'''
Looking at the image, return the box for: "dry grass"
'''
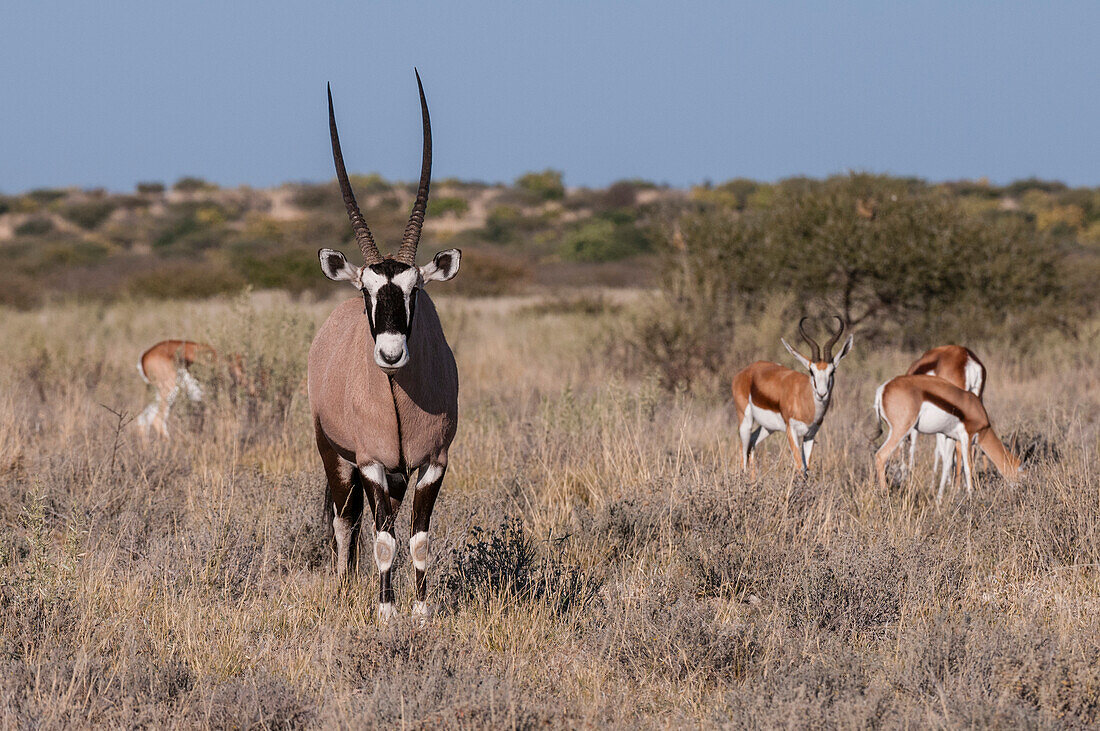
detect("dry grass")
[1,290,1098,728]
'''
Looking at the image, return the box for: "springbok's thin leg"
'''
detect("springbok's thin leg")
[737,408,754,472]
[786,427,806,475]
[936,437,954,503]
[956,427,974,495]
[875,422,910,491]
[907,431,918,476]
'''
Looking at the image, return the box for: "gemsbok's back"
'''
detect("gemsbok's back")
[308,72,461,622]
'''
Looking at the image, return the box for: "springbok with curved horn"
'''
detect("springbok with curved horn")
[902,345,986,490]
[732,317,854,476]
[309,72,461,621]
[873,374,1018,499]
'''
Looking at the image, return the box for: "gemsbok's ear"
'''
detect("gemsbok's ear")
[318,249,360,285]
[781,338,812,370]
[833,335,854,365]
[420,248,461,283]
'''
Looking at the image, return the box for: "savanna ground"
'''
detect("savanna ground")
[1,290,1099,728]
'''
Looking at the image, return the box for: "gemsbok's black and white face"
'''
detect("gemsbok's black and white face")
[318,247,461,373]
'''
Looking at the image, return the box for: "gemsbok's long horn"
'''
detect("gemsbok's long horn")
[823,316,845,361]
[328,83,383,266]
[798,317,821,362]
[396,69,432,266]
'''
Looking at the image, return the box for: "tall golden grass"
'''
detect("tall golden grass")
[1,291,1098,727]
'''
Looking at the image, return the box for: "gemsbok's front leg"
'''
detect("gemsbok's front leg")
[361,462,397,621]
[409,459,447,620]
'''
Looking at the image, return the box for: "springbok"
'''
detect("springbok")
[308,74,461,621]
[136,340,250,440]
[873,374,1019,499]
[732,317,854,476]
[903,345,986,489]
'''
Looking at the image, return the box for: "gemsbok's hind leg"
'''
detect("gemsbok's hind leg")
[360,462,397,621]
[317,428,363,586]
[409,458,447,620]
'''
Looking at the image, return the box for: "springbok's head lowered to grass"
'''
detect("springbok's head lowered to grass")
[781,316,853,400]
[318,72,461,374]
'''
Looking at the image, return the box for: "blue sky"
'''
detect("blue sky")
[1,1,1096,192]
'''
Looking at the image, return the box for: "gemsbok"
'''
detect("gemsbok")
[136,339,252,440]
[902,345,986,491]
[873,374,1019,500]
[309,73,460,621]
[732,317,854,476]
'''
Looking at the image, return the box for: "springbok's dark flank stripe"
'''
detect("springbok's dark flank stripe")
[748,383,782,413]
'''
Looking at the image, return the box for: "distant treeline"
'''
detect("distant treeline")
[1,172,1097,319]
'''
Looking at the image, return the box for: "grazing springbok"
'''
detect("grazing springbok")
[903,345,986,489]
[873,374,1019,500]
[136,340,250,440]
[732,317,854,476]
[309,74,460,621]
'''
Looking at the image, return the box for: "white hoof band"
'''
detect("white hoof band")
[378,602,397,623]
[409,531,430,572]
[374,531,396,572]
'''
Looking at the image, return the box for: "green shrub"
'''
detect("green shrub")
[128,263,245,299]
[516,169,565,202]
[1005,177,1067,197]
[597,181,640,210]
[560,215,651,262]
[291,183,334,209]
[135,181,165,194]
[40,241,110,269]
[60,200,117,230]
[173,176,216,192]
[428,196,469,216]
[152,203,231,251]
[484,205,522,244]
[26,189,67,205]
[347,173,391,195]
[15,218,54,237]
[231,250,321,293]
